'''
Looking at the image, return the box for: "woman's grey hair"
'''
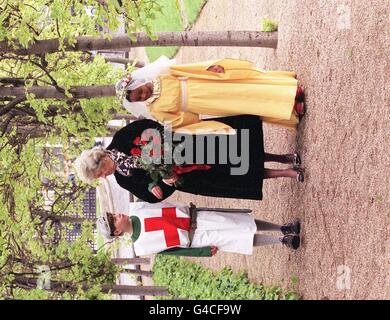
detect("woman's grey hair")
[74,148,107,183]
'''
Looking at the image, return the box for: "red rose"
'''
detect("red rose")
[149,148,159,157]
[133,137,141,145]
[130,147,142,156]
[141,129,162,145]
[149,147,165,157]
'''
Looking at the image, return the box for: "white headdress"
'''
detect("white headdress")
[115,55,176,120]
[97,213,114,240]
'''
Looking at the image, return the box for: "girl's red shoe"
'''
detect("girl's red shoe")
[295,85,305,102]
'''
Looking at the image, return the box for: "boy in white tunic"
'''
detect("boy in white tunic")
[97,202,301,257]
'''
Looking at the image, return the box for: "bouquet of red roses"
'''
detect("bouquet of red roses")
[130,129,211,188]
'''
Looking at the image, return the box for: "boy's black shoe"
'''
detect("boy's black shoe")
[281,221,301,235]
[281,235,300,250]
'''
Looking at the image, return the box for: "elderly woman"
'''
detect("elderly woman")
[116,56,305,134]
[75,116,304,203]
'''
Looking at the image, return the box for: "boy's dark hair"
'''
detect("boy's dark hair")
[125,89,133,102]
[106,212,125,237]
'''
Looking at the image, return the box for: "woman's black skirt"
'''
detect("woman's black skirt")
[176,115,264,200]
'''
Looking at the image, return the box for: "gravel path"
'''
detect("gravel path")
[168,0,390,299]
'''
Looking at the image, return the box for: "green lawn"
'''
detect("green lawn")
[184,0,206,25]
[153,255,300,300]
[146,0,207,62]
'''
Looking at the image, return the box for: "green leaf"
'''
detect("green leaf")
[260,17,278,32]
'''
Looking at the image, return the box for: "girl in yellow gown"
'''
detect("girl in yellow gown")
[116,56,305,134]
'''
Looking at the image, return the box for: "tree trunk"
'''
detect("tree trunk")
[81,54,145,68]
[9,124,56,140]
[0,77,26,86]
[12,276,168,296]
[2,120,120,141]
[101,284,168,296]
[122,269,153,278]
[12,276,75,293]
[0,31,278,55]
[0,96,82,118]
[103,57,145,68]
[111,258,150,265]
[112,113,137,121]
[0,85,116,99]
[33,209,96,224]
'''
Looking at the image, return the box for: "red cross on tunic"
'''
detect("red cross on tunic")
[144,207,191,247]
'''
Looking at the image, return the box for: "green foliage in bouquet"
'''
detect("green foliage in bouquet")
[131,130,183,188]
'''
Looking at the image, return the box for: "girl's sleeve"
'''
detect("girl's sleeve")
[169,58,258,80]
[159,246,213,257]
[151,110,235,135]
[116,171,176,203]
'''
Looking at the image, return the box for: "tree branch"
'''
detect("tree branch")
[0,95,26,117]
